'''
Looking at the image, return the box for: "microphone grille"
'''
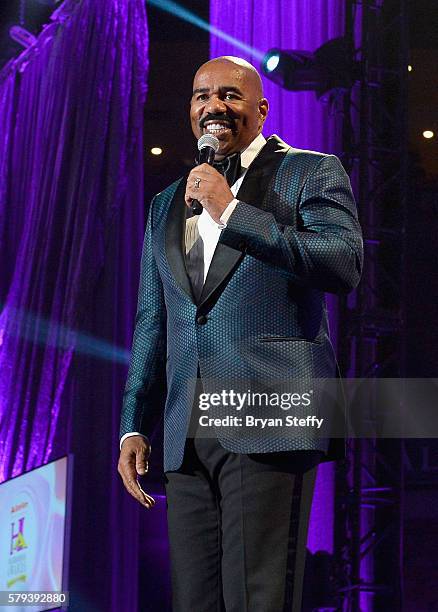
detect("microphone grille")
[197,134,220,152]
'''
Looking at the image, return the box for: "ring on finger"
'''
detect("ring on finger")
[194,177,201,189]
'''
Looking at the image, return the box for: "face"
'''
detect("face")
[190,60,268,159]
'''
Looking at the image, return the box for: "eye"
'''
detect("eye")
[225,93,238,100]
[196,93,208,101]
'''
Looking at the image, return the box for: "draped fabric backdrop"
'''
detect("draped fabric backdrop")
[0,1,148,609]
[210,0,346,556]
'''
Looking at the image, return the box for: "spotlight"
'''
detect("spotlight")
[9,25,37,49]
[262,38,356,99]
[407,65,413,72]
[151,147,163,156]
[422,131,434,139]
[265,53,280,73]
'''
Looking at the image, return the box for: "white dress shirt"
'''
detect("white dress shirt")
[197,132,266,281]
[120,132,267,449]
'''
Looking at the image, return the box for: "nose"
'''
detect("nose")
[204,94,227,115]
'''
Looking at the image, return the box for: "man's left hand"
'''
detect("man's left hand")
[185,163,234,223]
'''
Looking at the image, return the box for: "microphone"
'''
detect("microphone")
[191,134,220,215]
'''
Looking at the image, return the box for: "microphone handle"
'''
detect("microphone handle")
[190,199,203,215]
[191,146,216,215]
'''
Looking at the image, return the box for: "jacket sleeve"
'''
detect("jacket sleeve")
[119,196,167,443]
[219,154,363,294]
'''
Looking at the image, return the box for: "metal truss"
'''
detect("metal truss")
[334,1,409,610]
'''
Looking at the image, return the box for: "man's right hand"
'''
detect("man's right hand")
[117,435,155,509]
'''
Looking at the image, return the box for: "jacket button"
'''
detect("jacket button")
[196,315,208,325]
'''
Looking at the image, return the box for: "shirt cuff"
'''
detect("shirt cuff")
[120,431,147,450]
[218,199,239,228]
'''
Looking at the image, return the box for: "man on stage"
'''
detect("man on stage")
[118,56,363,611]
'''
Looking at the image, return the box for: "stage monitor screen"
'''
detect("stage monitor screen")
[0,455,72,611]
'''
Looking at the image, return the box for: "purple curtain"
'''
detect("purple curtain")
[0,1,148,609]
[210,0,346,555]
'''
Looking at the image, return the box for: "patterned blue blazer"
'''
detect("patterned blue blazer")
[120,135,363,472]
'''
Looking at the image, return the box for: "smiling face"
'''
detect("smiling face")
[190,58,269,160]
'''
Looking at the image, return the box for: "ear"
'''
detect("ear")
[258,97,269,125]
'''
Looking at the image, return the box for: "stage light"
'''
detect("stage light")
[261,38,356,99]
[407,65,413,72]
[151,147,163,156]
[422,130,434,139]
[264,52,280,73]
[9,25,37,49]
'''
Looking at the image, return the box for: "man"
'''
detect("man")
[118,56,363,611]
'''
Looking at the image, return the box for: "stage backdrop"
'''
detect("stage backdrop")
[210,0,346,556]
[0,1,148,610]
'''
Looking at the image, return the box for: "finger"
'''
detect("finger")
[188,164,209,176]
[192,163,221,176]
[185,176,199,201]
[188,171,217,183]
[137,481,155,506]
[187,168,203,182]
[129,477,155,509]
[194,164,224,179]
[185,183,206,206]
[118,462,152,508]
[184,190,194,206]
[186,175,207,190]
[185,192,204,209]
[122,471,151,507]
[135,447,149,476]
[186,185,201,199]
[187,166,218,181]
[124,472,154,508]
[186,176,213,194]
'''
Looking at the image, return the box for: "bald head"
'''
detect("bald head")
[195,56,264,98]
[190,56,269,159]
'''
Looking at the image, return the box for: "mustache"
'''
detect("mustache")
[199,113,236,130]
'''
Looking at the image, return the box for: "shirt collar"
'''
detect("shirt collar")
[198,133,266,230]
[240,133,267,171]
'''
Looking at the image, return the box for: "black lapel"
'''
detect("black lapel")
[197,135,290,310]
[165,175,195,302]
[235,134,290,210]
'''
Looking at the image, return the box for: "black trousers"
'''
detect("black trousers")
[164,397,323,612]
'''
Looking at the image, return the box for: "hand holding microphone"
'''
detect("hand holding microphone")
[189,134,220,215]
[185,134,236,223]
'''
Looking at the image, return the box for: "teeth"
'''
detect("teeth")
[205,123,231,132]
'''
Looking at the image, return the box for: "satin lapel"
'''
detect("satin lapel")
[165,176,195,302]
[235,134,290,210]
[198,135,290,310]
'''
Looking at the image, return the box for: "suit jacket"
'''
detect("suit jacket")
[119,135,363,472]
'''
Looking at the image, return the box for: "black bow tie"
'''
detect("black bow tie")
[213,152,242,187]
[195,152,242,187]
